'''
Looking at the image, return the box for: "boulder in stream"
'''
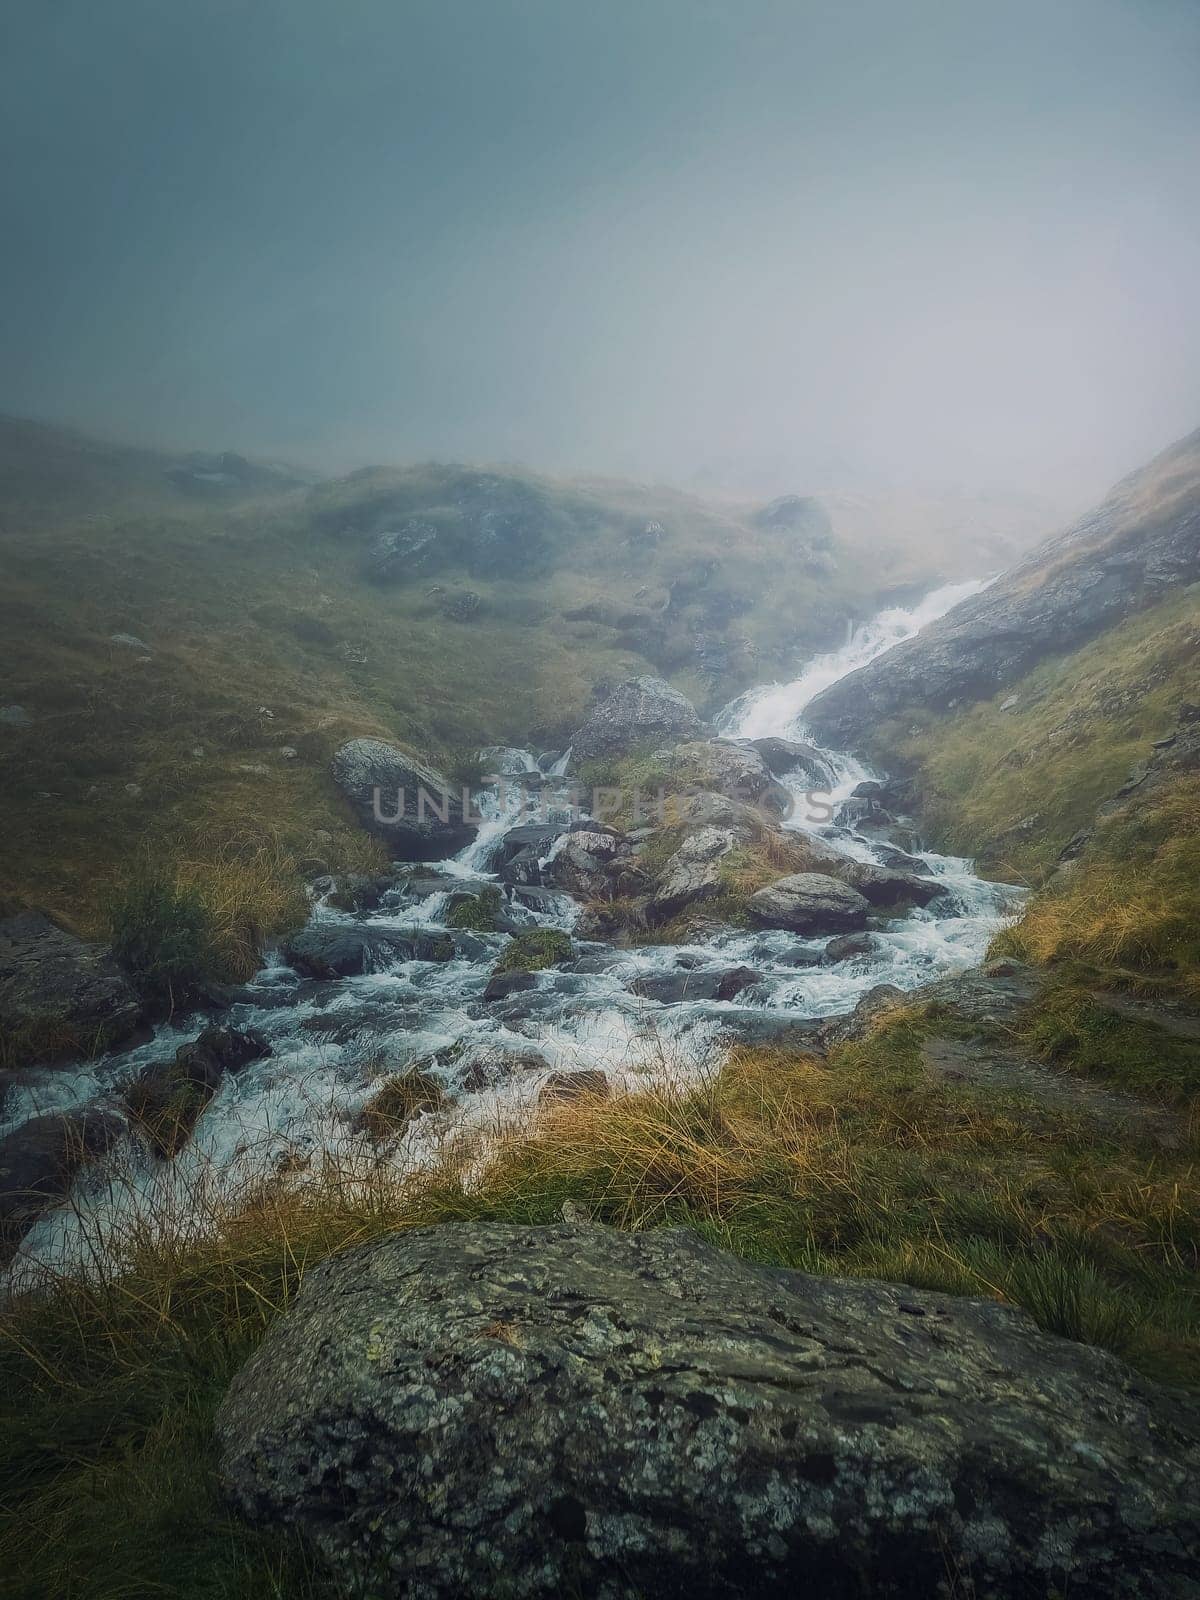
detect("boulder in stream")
[569,675,703,761]
[331,739,474,859]
[1,1106,125,1262]
[747,873,870,934]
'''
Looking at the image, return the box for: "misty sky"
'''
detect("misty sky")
[2,0,1199,503]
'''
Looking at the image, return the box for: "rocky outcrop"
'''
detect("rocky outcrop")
[807,427,1200,748]
[569,675,703,761]
[330,739,474,859]
[217,1221,1200,1600]
[0,911,143,1062]
[667,740,790,814]
[548,830,643,900]
[747,873,870,934]
[647,826,734,922]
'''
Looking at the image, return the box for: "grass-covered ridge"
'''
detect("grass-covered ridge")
[4,1014,1198,1596]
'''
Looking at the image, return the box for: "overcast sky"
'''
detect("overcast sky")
[2,0,1198,502]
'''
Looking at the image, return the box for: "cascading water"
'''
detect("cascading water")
[3,581,1023,1285]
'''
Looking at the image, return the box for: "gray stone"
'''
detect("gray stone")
[217,1221,1200,1599]
[841,862,945,909]
[0,704,32,728]
[748,873,870,934]
[0,911,143,1060]
[331,739,474,859]
[281,926,419,979]
[628,964,761,1005]
[823,932,877,963]
[647,826,734,921]
[109,632,152,652]
[1,1107,125,1261]
[749,735,836,786]
[569,675,703,760]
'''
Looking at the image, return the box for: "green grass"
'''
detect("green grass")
[0,419,975,949]
[1022,978,1200,1100]
[445,885,503,930]
[493,928,573,974]
[874,584,1200,882]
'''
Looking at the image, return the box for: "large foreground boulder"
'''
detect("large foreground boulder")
[0,911,143,1062]
[331,740,475,859]
[748,872,870,933]
[569,675,703,761]
[217,1222,1200,1599]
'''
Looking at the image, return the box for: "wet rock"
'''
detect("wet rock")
[549,830,639,899]
[280,927,418,979]
[814,984,907,1047]
[482,970,538,1004]
[494,823,568,885]
[0,911,144,1061]
[322,872,396,913]
[748,873,870,934]
[220,1221,1200,1599]
[538,1071,611,1105]
[667,740,790,814]
[458,1047,548,1093]
[870,842,931,874]
[823,932,877,963]
[331,739,474,859]
[840,862,944,909]
[569,675,703,761]
[749,736,835,786]
[628,964,761,1005]
[647,826,734,922]
[1,1107,125,1261]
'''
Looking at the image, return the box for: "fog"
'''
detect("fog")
[3,0,1199,505]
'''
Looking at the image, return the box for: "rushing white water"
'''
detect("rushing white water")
[3,581,1022,1286]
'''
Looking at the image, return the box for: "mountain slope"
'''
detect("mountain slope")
[805,427,1200,749]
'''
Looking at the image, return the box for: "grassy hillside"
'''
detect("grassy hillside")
[875,584,1200,881]
[0,416,1030,942]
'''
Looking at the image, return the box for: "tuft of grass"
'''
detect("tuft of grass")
[108,876,226,1008]
[493,928,573,975]
[992,775,1200,994]
[446,885,502,931]
[355,1070,447,1141]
